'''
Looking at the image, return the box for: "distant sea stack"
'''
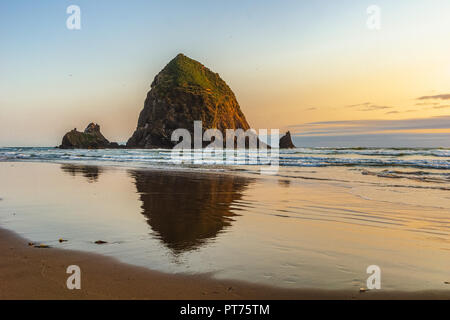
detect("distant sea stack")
[279,131,296,148]
[127,53,252,148]
[60,123,119,149]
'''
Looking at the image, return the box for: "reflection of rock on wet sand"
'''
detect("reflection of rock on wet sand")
[278,179,291,187]
[61,164,103,183]
[130,170,252,253]
[59,164,253,254]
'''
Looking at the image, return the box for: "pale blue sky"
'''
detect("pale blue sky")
[1,0,449,146]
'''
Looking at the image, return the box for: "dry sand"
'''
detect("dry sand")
[1,227,449,300]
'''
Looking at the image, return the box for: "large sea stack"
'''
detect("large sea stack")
[127,54,252,148]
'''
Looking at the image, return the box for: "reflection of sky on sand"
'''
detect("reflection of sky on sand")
[0,162,448,291]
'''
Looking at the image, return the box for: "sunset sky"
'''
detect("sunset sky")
[1,0,449,146]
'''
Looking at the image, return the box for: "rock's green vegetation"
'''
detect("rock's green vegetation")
[156,53,232,98]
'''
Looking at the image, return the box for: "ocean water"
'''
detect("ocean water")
[0,147,450,171]
[1,146,449,178]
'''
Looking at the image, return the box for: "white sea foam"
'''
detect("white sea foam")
[0,147,449,173]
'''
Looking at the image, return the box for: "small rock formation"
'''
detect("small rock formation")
[127,53,255,148]
[279,131,296,148]
[60,123,119,149]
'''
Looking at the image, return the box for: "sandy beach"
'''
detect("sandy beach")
[1,226,449,300]
[0,161,449,299]
[0,226,303,300]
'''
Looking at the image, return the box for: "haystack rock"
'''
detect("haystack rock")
[127,53,258,149]
[279,131,296,148]
[60,123,119,149]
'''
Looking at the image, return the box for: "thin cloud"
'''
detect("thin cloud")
[433,105,450,109]
[417,94,450,100]
[386,109,416,114]
[359,105,393,111]
[287,116,450,137]
[345,102,394,112]
[416,102,439,106]
[345,102,371,108]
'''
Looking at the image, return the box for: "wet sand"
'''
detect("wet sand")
[1,227,449,300]
[0,162,449,299]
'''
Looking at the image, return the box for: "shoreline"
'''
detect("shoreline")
[1,227,449,300]
[0,159,255,179]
